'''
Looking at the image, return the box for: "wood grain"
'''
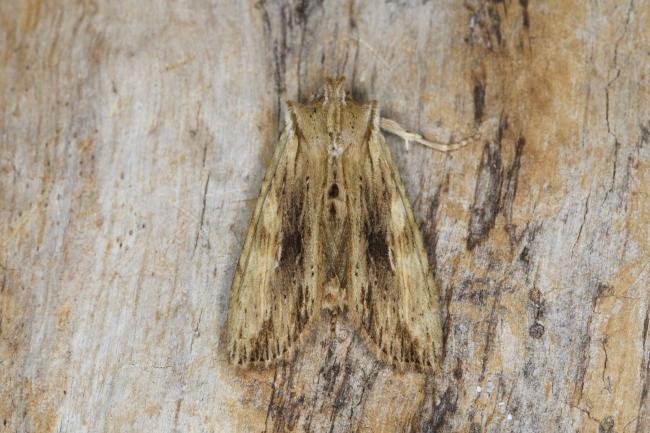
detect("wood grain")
[1,1,648,432]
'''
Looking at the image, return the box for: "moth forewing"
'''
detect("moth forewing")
[226,124,321,366]
[345,123,443,369]
[226,77,444,369]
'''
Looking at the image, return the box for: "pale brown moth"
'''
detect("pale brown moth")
[226,77,481,369]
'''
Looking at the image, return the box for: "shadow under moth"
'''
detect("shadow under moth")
[226,77,482,369]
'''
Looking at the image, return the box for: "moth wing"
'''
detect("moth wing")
[226,124,321,365]
[346,115,443,368]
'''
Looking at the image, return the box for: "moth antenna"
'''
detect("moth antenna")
[379,117,498,153]
[369,101,380,131]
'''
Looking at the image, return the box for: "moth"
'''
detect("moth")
[226,77,475,369]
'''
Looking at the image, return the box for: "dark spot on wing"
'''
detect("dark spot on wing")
[328,183,339,197]
[279,230,303,266]
[279,191,304,267]
[364,219,389,265]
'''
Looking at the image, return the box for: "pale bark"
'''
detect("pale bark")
[1,1,648,433]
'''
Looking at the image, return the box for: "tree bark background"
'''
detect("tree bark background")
[1,1,649,432]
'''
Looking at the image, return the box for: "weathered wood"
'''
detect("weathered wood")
[1,1,648,432]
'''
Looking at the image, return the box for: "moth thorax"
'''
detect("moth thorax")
[322,277,345,312]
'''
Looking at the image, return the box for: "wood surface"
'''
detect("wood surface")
[1,1,648,432]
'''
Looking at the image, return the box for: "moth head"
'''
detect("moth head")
[323,77,346,103]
